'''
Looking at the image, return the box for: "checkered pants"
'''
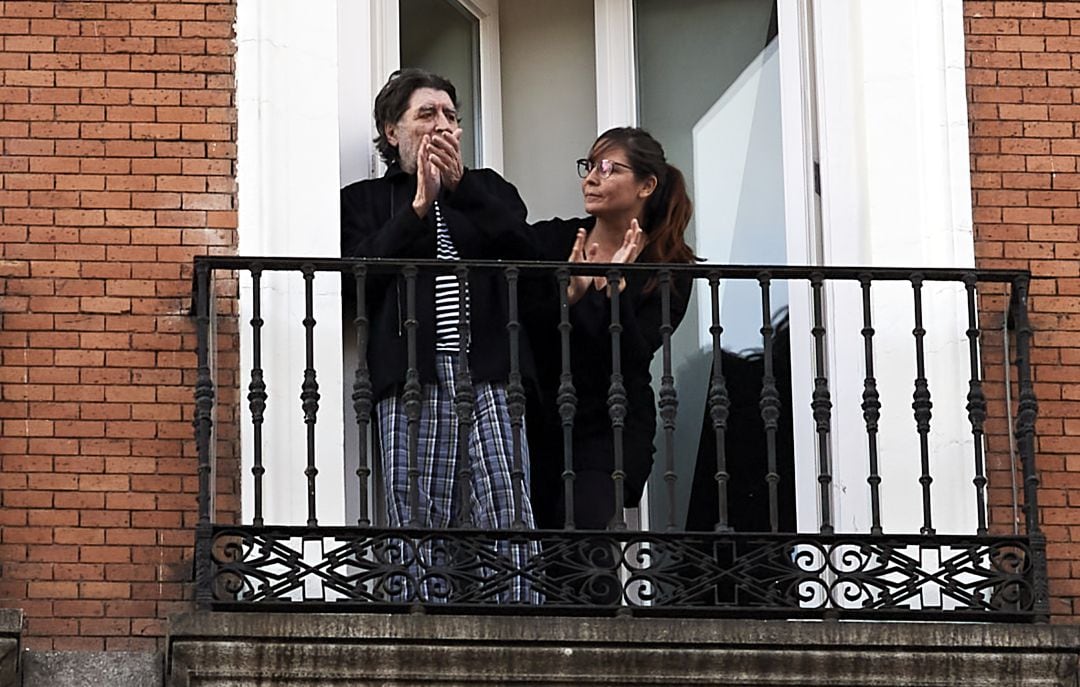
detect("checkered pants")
[376,353,541,604]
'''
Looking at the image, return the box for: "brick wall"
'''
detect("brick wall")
[0,0,237,650]
[966,0,1080,620]
[0,0,1078,652]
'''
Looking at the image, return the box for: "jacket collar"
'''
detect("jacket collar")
[384,160,411,180]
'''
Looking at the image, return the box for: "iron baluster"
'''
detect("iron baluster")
[607,268,628,530]
[193,260,214,609]
[403,265,422,528]
[194,261,215,525]
[556,268,578,529]
[910,274,934,536]
[185,256,1042,621]
[963,274,988,537]
[859,275,883,535]
[453,266,476,527]
[1011,277,1047,620]
[1011,278,1040,535]
[352,264,373,527]
[810,273,834,535]
[248,266,267,527]
[300,265,321,527]
[707,273,731,533]
[658,270,679,532]
[505,266,527,529]
[758,273,781,533]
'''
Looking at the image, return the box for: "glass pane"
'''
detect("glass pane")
[500,0,597,221]
[635,0,792,532]
[400,0,480,168]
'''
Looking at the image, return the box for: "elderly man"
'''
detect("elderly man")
[341,68,539,603]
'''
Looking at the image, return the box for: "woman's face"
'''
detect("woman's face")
[580,144,656,220]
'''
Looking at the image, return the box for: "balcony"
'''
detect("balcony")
[187,255,1045,623]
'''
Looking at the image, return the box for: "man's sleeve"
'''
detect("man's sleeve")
[441,169,537,259]
[340,182,432,258]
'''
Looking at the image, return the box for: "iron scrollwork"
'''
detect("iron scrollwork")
[205,526,1036,620]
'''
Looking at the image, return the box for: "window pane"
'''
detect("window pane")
[636,0,790,531]
[401,0,480,168]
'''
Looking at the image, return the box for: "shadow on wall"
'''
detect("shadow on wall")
[684,312,795,533]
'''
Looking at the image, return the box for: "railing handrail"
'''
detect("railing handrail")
[189,254,1045,620]
[192,254,1029,284]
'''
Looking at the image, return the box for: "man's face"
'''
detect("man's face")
[385,87,458,174]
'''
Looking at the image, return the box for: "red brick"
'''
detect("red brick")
[994,2,1044,17]
[79,582,131,600]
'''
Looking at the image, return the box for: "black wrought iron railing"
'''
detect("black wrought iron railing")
[191,256,1045,621]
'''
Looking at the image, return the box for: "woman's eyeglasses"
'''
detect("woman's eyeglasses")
[576,158,633,179]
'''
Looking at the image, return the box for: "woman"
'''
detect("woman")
[527,127,697,530]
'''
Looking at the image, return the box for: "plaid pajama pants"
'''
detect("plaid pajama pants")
[376,353,541,604]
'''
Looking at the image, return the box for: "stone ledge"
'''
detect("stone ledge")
[0,610,22,687]
[167,612,1080,686]
[21,652,162,687]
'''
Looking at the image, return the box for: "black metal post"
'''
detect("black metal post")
[505,267,527,530]
[910,274,935,536]
[707,273,731,533]
[248,267,267,527]
[758,273,781,533]
[1011,277,1047,620]
[963,274,989,537]
[193,260,215,608]
[658,271,679,532]
[403,265,422,527]
[859,275,883,535]
[556,268,578,529]
[453,266,476,527]
[607,268,628,530]
[810,274,834,535]
[300,266,321,527]
[352,264,373,527]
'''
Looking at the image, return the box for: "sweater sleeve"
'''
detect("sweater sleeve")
[621,271,693,363]
[340,182,432,258]
[569,270,693,366]
[440,169,539,259]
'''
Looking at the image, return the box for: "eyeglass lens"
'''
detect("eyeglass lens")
[577,159,616,179]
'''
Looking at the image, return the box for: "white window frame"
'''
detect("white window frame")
[238,0,977,533]
[597,0,978,535]
[236,0,348,526]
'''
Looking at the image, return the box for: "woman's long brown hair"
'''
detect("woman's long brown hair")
[590,127,699,277]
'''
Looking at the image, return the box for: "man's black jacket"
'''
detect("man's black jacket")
[340,164,539,402]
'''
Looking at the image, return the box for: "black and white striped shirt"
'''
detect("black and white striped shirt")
[433,201,468,352]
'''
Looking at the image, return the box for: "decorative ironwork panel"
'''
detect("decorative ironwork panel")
[191,256,1043,622]
[205,526,1037,621]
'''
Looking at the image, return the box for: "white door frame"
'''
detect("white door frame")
[236,0,347,526]
[594,0,636,132]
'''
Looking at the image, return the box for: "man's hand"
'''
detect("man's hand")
[428,128,464,192]
[412,135,441,218]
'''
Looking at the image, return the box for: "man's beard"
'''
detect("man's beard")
[395,135,419,174]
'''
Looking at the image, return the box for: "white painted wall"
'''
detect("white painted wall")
[784,0,977,535]
[236,0,346,526]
